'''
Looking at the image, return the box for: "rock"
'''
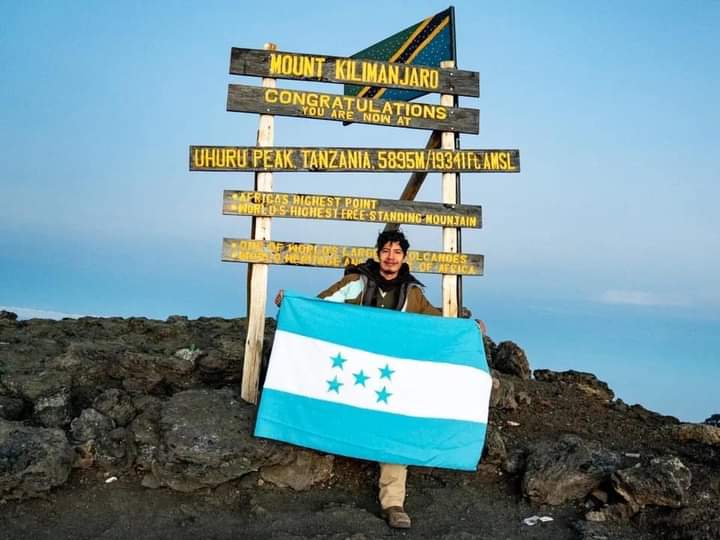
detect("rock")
[70,408,115,443]
[111,352,200,394]
[704,413,720,427]
[503,448,526,475]
[51,341,125,405]
[141,473,161,489]
[522,435,621,505]
[260,450,334,491]
[33,391,71,427]
[491,341,530,379]
[0,310,18,321]
[0,396,25,421]
[1,367,71,403]
[152,388,287,492]
[0,419,73,500]
[671,423,720,446]
[585,503,635,523]
[482,428,507,465]
[490,374,518,410]
[612,456,692,510]
[533,369,614,401]
[516,391,532,406]
[174,347,204,368]
[482,335,497,365]
[128,397,162,470]
[95,427,136,470]
[93,389,137,426]
[197,351,236,385]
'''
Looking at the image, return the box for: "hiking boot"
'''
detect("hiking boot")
[381,506,411,529]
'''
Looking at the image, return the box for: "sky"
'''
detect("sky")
[1,1,718,422]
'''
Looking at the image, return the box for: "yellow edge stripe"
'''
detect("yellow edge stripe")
[356,14,434,99]
[373,16,450,101]
[387,14,434,63]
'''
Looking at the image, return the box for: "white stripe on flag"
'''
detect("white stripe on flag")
[265,329,492,424]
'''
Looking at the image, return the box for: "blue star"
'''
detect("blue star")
[353,370,370,387]
[326,376,343,394]
[330,352,347,370]
[376,386,392,404]
[379,363,395,380]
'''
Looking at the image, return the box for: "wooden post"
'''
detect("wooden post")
[440,60,459,318]
[242,42,277,404]
[383,131,441,233]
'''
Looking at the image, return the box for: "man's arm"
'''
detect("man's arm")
[410,288,442,316]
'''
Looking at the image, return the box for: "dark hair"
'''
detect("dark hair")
[376,230,410,255]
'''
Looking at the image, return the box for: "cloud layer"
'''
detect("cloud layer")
[597,290,690,307]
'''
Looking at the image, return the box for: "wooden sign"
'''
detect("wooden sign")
[223,190,482,228]
[190,146,519,173]
[229,48,480,97]
[227,84,479,134]
[222,239,484,276]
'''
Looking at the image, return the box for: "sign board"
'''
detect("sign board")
[227,84,479,133]
[222,239,484,276]
[229,48,479,97]
[223,190,482,228]
[190,146,519,173]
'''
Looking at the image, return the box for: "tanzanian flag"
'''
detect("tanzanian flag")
[254,291,491,470]
[344,7,456,103]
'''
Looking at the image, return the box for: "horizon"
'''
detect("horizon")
[2,1,718,423]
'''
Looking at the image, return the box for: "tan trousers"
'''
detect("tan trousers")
[378,463,407,509]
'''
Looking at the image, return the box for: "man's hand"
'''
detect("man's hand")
[274,289,284,307]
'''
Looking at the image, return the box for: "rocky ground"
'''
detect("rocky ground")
[1,309,719,540]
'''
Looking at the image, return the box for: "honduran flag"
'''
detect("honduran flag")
[255,291,492,471]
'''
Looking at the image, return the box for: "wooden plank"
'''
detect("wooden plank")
[440,60,459,318]
[190,146,519,173]
[229,47,480,97]
[384,131,441,233]
[242,42,276,405]
[223,190,482,228]
[227,84,479,134]
[222,239,484,276]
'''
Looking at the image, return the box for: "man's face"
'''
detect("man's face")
[378,241,407,279]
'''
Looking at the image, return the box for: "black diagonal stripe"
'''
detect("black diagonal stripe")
[363,9,451,99]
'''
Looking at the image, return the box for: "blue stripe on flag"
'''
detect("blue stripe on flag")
[279,291,487,372]
[255,388,486,470]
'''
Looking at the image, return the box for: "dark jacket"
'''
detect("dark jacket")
[317,259,441,316]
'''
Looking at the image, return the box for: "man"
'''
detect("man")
[275,230,454,529]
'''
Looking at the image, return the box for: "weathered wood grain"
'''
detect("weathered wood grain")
[223,190,482,228]
[226,84,479,134]
[242,42,276,405]
[222,239,484,276]
[440,60,459,317]
[189,146,519,172]
[229,47,480,97]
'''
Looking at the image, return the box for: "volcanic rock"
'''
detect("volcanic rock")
[491,341,531,379]
[671,423,720,446]
[611,456,692,510]
[0,419,73,500]
[490,373,518,410]
[93,388,137,427]
[260,450,334,491]
[533,369,614,401]
[0,396,26,421]
[151,388,288,491]
[522,434,621,505]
